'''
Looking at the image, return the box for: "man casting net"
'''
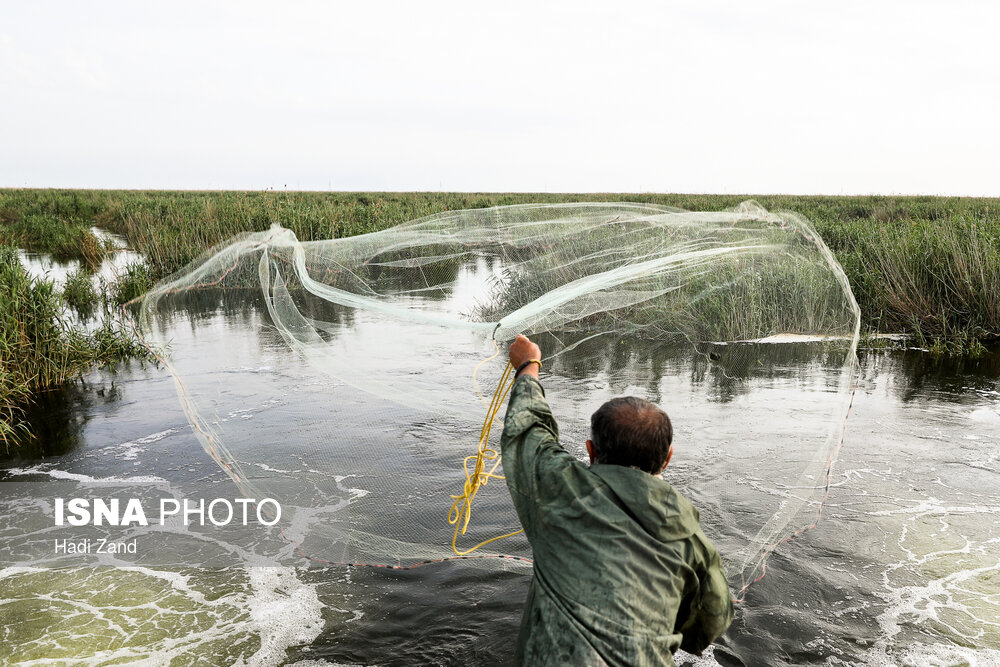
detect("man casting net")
[135,201,860,595]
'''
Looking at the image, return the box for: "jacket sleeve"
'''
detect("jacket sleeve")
[499,374,578,538]
[677,539,735,655]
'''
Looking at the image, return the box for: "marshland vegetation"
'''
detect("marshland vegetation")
[0,246,150,445]
[1,188,997,443]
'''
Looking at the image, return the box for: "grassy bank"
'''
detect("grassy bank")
[2,189,999,346]
[0,190,111,270]
[0,245,151,447]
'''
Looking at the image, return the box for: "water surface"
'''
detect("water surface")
[1,252,998,666]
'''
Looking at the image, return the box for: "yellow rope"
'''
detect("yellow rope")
[448,356,524,555]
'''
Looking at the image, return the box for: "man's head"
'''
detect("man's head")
[587,397,673,474]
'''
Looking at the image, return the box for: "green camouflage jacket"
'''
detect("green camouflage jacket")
[500,375,733,666]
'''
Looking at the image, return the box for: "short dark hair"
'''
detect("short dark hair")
[590,397,673,474]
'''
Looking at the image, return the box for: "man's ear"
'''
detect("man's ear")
[586,439,596,464]
[661,445,674,472]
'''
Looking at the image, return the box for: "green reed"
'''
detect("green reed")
[2,189,999,350]
[63,268,99,316]
[0,246,152,448]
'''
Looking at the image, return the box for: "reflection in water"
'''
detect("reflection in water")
[1,282,998,664]
[132,275,857,593]
[5,382,105,461]
[866,345,1000,402]
[17,227,143,289]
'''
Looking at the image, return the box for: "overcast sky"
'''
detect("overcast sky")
[1,1,997,195]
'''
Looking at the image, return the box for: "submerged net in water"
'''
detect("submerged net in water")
[136,201,860,594]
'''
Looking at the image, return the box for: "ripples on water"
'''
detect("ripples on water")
[2,249,999,665]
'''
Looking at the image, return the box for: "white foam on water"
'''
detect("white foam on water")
[859,493,1000,667]
[0,563,327,666]
[868,498,1000,518]
[856,643,1000,667]
[332,475,370,502]
[895,644,1000,667]
[4,463,169,485]
[968,406,1000,423]
[251,461,303,474]
[234,565,326,667]
[0,565,46,579]
[676,646,721,666]
[96,429,177,461]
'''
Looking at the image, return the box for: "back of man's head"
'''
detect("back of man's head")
[590,397,673,474]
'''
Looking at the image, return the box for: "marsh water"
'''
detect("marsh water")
[2,248,999,666]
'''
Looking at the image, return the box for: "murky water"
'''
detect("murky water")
[2,247,998,666]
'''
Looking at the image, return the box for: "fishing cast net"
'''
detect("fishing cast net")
[136,201,860,594]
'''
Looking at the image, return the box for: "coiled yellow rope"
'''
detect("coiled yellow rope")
[447,354,524,555]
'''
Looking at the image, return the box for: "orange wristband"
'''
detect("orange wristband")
[516,359,542,376]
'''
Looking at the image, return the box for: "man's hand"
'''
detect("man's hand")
[509,334,542,379]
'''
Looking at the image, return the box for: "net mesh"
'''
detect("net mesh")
[135,201,860,592]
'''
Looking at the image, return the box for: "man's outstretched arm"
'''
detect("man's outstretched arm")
[499,335,577,535]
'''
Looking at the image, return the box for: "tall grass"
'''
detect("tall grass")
[2,189,999,345]
[0,246,152,448]
[63,268,99,315]
[860,217,1000,340]
[0,190,108,269]
[107,262,153,306]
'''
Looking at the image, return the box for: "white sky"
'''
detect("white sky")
[1,1,998,195]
